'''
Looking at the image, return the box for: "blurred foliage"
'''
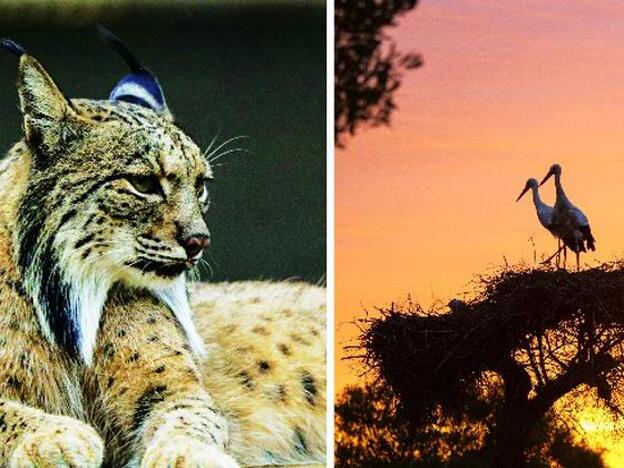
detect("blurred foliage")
[0,7,325,283]
[335,381,605,467]
[335,0,422,147]
[0,1,324,28]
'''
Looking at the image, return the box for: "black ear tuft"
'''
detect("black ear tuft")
[98,26,168,113]
[0,38,27,58]
[97,26,144,73]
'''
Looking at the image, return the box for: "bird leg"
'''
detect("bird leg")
[576,251,580,272]
[542,244,566,266]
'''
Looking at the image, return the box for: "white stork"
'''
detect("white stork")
[516,178,564,265]
[539,163,595,271]
[516,178,554,231]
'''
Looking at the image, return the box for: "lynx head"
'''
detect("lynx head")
[2,33,211,364]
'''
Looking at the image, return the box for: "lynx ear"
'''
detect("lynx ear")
[2,40,85,157]
[17,54,80,150]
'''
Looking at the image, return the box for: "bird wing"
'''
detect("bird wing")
[572,206,589,226]
[570,207,595,250]
[536,205,554,230]
[562,233,586,253]
[579,224,596,251]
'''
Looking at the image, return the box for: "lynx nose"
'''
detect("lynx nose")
[182,234,210,259]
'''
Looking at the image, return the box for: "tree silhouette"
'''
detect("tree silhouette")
[335,0,422,147]
[349,263,624,466]
[335,381,489,466]
[335,381,605,467]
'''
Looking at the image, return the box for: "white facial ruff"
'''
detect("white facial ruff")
[26,222,205,365]
[66,273,206,365]
[151,275,207,358]
[68,274,112,366]
[52,231,113,365]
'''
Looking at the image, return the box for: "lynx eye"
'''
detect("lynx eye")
[197,177,212,203]
[127,175,162,196]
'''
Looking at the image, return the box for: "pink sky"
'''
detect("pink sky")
[337,0,624,392]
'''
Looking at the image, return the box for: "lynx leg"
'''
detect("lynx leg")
[85,290,238,467]
[0,400,104,467]
[0,281,104,467]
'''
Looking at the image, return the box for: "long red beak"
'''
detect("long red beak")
[516,185,530,202]
[539,171,553,187]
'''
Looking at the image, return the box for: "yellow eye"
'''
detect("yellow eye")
[127,175,162,195]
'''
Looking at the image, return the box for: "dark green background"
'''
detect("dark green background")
[0,4,326,283]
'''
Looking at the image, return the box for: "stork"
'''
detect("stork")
[516,178,563,266]
[539,163,595,271]
[516,178,554,231]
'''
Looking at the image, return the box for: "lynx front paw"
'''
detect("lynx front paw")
[9,416,104,468]
[141,437,239,468]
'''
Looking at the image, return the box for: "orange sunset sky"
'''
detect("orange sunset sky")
[336,1,624,461]
[337,0,624,389]
[336,0,624,458]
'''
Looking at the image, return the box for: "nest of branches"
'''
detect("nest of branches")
[356,262,624,422]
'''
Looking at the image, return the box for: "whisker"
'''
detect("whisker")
[86,248,131,266]
[203,130,221,158]
[205,135,249,161]
[187,266,201,282]
[209,147,255,164]
[199,258,215,280]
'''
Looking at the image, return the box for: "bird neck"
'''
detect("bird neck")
[531,185,545,209]
[554,172,571,205]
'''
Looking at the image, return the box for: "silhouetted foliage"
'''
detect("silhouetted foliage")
[349,262,624,467]
[336,381,606,467]
[335,0,422,146]
[335,381,489,467]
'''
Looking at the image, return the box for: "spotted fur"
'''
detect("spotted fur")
[0,40,324,467]
[191,281,326,466]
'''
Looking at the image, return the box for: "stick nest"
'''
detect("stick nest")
[356,262,624,419]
